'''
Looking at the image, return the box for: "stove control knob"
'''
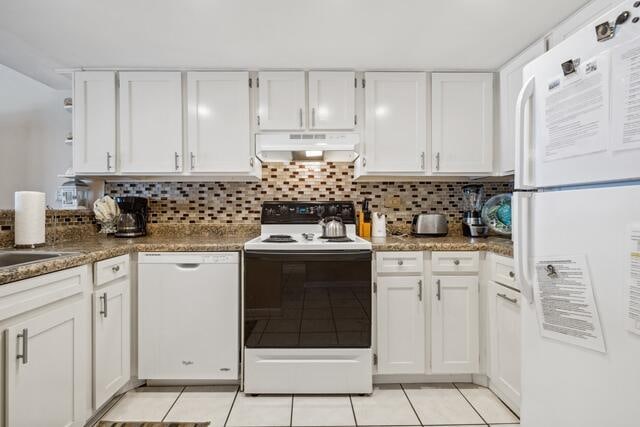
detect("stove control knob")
[278,205,289,215]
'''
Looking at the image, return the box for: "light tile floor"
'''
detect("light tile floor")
[101,383,519,426]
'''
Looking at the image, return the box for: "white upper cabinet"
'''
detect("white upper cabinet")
[308,71,356,130]
[431,275,479,374]
[119,72,183,174]
[257,71,306,130]
[498,40,546,175]
[376,275,426,374]
[187,71,254,174]
[431,73,494,174]
[73,71,117,174]
[363,72,427,174]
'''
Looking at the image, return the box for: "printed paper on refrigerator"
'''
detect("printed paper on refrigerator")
[626,225,640,336]
[543,53,609,162]
[611,36,640,152]
[534,255,606,353]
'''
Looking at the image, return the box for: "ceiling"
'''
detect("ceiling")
[0,0,591,89]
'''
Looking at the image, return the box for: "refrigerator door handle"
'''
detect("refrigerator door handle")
[514,191,535,304]
[515,75,536,190]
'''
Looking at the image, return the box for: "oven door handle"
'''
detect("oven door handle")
[244,250,372,262]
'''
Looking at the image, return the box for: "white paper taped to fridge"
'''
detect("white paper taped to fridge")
[626,225,640,336]
[611,36,640,151]
[543,53,609,162]
[534,255,606,353]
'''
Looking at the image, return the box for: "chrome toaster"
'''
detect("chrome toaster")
[412,214,448,236]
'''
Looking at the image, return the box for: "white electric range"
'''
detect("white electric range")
[243,202,373,394]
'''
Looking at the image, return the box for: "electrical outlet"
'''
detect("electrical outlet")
[384,195,404,209]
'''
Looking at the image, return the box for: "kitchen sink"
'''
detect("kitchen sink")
[0,251,80,268]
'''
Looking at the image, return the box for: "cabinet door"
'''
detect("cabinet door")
[187,72,253,173]
[93,279,130,409]
[73,71,116,174]
[377,275,425,374]
[5,301,86,427]
[498,40,546,175]
[308,71,355,130]
[119,72,183,173]
[431,275,479,374]
[488,282,521,407]
[432,73,493,174]
[257,71,305,130]
[363,72,427,173]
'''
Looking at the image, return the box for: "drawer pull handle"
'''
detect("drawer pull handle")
[453,259,460,266]
[112,265,120,273]
[100,292,108,318]
[509,271,515,278]
[397,260,404,266]
[17,328,28,364]
[498,293,518,304]
[436,279,441,301]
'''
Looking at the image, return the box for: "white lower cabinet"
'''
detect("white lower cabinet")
[376,275,425,374]
[93,278,130,409]
[5,299,87,427]
[431,275,479,374]
[488,281,521,410]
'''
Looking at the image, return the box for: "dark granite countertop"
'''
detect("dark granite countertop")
[0,233,512,286]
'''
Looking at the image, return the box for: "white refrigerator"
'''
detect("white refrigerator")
[514,1,640,426]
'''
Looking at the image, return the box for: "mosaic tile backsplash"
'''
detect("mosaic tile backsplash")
[105,162,513,228]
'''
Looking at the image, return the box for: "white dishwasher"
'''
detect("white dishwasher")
[138,252,239,380]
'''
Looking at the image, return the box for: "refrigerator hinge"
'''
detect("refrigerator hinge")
[373,281,377,293]
[373,353,378,365]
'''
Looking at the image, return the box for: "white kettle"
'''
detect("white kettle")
[372,212,387,237]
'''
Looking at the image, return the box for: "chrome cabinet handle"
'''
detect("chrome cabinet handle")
[420,152,425,169]
[498,293,518,304]
[436,279,441,301]
[100,292,108,318]
[435,152,440,171]
[112,265,120,273]
[17,328,28,364]
[106,152,113,171]
[312,108,316,128]
[509,271,515,278]
[362,157,367,167]
[190,152,196,170]
[418,279,423,301]
[453,259,460,266]
[174,152,180,171]
[397,260,404,266]
[299,108,303,128]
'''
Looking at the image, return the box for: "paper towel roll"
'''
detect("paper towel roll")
[14,191,46,247]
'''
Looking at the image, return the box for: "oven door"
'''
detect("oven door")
[244,250,372,349]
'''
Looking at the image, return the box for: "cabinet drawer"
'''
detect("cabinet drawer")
[94,255,129,286]
[492,254,516,289]
[431,251,479,273]
[376,251,423,274]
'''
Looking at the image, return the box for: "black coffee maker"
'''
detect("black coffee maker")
[114,196,148,237]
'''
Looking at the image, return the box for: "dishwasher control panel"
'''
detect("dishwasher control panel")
[138,252,239,264]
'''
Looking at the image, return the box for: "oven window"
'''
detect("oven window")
[244,251,372,348]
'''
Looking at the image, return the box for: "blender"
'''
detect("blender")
[461,184,488,237]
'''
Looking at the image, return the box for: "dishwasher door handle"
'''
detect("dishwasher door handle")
[176,263,202,270]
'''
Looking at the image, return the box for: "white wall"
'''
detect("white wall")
[0,64,71,208]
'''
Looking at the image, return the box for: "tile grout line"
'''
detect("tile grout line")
[453,383,489,426]
[223,386,241,427]
[400,383,424,426]
[349,394,358,426]
[161,386,185,422]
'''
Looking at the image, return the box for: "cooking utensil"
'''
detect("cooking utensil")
[319,216,347,238]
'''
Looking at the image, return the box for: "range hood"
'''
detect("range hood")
[255,133,360,162]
